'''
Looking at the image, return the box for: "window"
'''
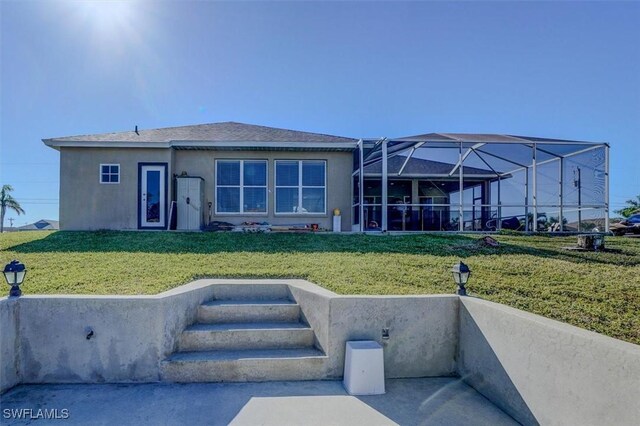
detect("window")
[100,164,120,184]
[215,160,267,214]
[275,160,326,214]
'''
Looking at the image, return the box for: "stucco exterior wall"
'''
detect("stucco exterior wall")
[458,297,640,426]
[59,147,173,230]
[58,148,352,231]
[173,150,353,231]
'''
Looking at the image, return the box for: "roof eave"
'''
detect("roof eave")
[42,139,171,150]
[172,140,357,150]
[42,139,358,151]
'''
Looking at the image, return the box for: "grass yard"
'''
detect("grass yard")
[1,231,639,345]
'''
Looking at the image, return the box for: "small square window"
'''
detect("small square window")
[100,164,120,184]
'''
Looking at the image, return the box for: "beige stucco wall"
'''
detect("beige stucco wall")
[59,147,352,231]
[59,147,173,230]
[174,150,352,231]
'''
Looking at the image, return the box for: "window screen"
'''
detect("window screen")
[275,160,326,214]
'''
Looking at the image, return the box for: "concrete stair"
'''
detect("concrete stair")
[178,322,315,351]
[197,300,301,324]
[161,285,327,382]
[162,348,327,382]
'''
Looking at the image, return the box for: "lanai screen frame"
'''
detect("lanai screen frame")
[351,134,609,233]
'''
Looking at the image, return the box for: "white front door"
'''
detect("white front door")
[139,164,166,228]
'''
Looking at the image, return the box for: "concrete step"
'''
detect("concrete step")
[178,322,315,351]
[197,300,301,324]
[161,348,328,382]
[211,284,291,301]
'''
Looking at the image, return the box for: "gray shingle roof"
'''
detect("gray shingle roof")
[364,155,497,177]
[45,122,357,144]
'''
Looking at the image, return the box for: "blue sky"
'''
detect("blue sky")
[1,0,639,226]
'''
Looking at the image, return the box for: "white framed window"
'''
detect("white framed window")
[100,164,120,184]
[275,160,326,214]
[215,160,267,214]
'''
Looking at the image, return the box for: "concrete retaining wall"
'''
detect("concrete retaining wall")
[0,280,220,392]
[2,279,639,426]
[17,296,162,384]
[0,280,458,393]
[158,281,219,357]
[326,296,458,378]
[287,280,335,354]
[288,283,459,378]
[458,297,640,426]
[0,298,20,392]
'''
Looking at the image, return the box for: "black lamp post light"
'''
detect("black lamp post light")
[3,260,26,298]
[451,261,471,296]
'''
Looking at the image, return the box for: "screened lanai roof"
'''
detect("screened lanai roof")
[361,133,607,175]
[354,132,609,233]
[392,133,597,144]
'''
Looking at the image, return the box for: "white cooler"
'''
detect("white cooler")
[343,340,385,395]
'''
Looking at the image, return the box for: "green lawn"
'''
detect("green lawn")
[1,231,639,344]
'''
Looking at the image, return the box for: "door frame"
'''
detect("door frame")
[138,162,168,230]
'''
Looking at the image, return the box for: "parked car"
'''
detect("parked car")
[611,214,640,236]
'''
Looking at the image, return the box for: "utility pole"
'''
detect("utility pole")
[8,218,14,227]
[574,167,582,230]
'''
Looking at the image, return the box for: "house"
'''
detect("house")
[17,219,60,231]
[44,122,356,231]
[43,122,609,232]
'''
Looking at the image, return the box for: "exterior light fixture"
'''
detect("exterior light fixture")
[451,261,470,296]
[3,260,26,297]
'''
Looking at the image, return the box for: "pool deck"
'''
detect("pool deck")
[1,378,517,425]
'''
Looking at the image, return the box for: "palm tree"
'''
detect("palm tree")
[615,195,640,218]
[0,185,25,232]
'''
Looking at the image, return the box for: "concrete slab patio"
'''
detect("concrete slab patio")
[0,378,517,425]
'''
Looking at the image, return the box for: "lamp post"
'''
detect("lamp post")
[3,260,26,297]
[451,261,471,296]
